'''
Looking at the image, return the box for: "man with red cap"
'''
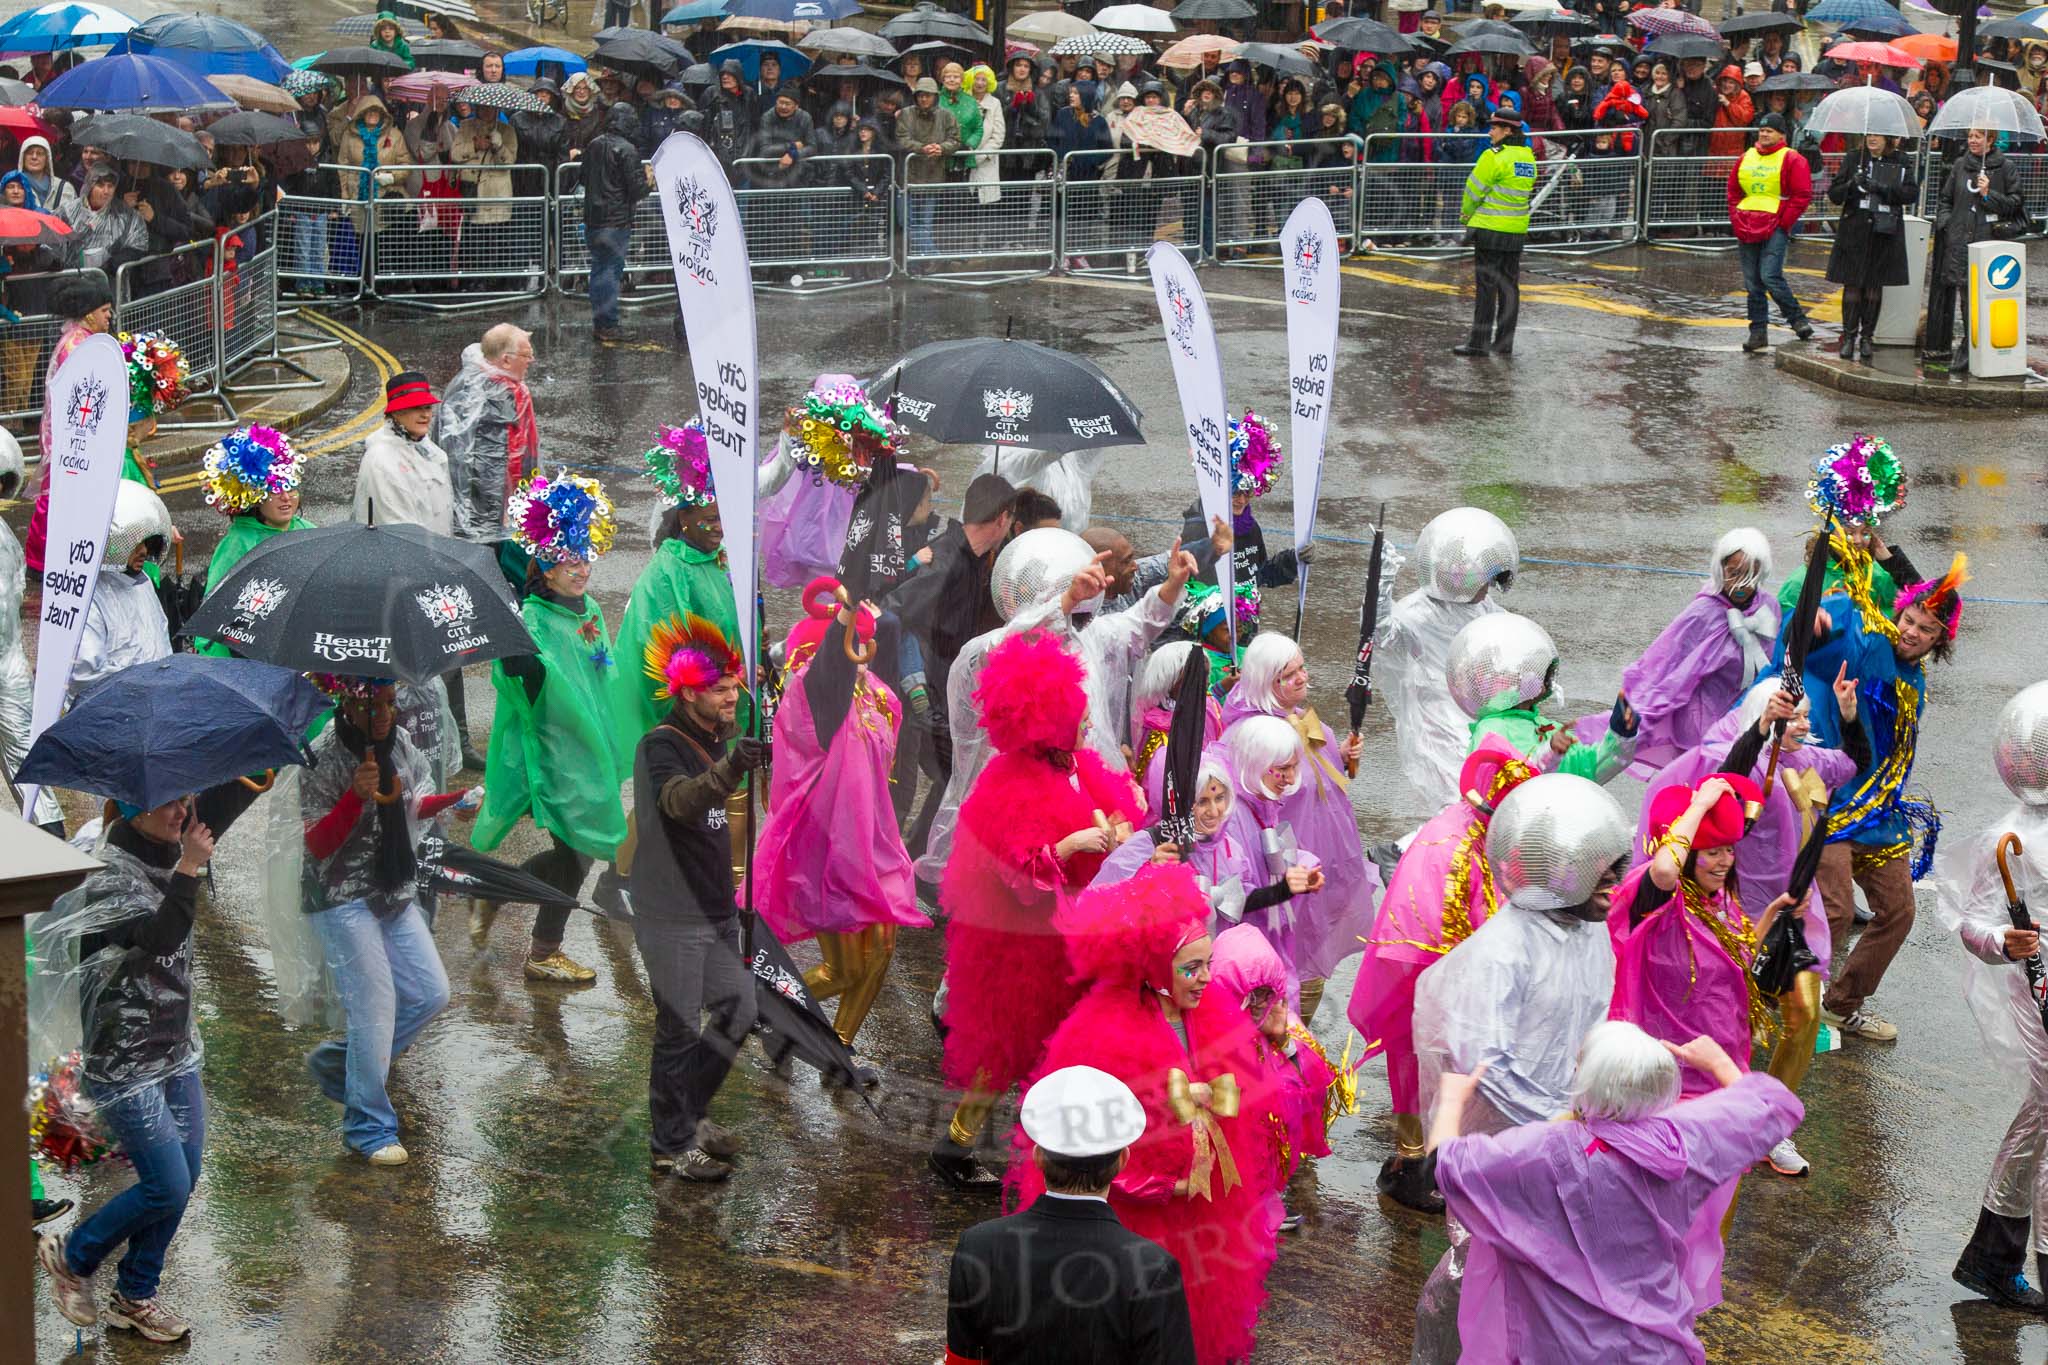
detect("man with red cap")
[353,370,454,535]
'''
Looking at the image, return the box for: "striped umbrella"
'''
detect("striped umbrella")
[1626,7,1718,39]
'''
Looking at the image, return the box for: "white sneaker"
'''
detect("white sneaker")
[1766,1136,1810,1178]
[367,1143,409,1166]
[1822,1005,1899,1042]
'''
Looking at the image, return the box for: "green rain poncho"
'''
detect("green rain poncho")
[196,512,314,655]
[1776,542,1900,636]
[474,592,629,861]
[1469,700,1632,784]
[608,535,740,755]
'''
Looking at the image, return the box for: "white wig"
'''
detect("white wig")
[1193,755,1235,825]
[1708,527,1772,594]
[1733,677,1809,734]
[1134,641,1197,719]
[1234,632,1305,717]
[1225,715,1303,801]
[1570,1020,1681,1123]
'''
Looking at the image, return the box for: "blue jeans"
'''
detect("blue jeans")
[588,225,632,331]
[1738,229,1805,330]
[289,210,328,287]
[66,1069,205,1301]
[307,900,450,1154]
[906,190,937,257]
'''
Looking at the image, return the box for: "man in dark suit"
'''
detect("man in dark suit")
[942,1067,1195,1365]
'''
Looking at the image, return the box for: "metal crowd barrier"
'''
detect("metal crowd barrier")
[1523,130,1644,251]
[732,154,896,293]
[903,147,1057,285]
[1212,138,1359,257]
[1639,128,1843,248]
[555,161,674,309]
[1059,146,1206,277]
[1357,139,1487,250]
[217,211,321,396]
[113,235,231,430]
[0,266,109,429]
[277,165,373,304]
[370,163,552,312]
[1921,146,2048,231]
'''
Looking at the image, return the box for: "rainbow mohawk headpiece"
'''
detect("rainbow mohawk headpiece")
[508,469,616,564]
[781,379,901,489]
[1806,433,1907,530]
[645,612,741,700]
[119,331,188,421]
[309,673,392,699]
[645,420,715,510]
[1229,409,1282,497]
[1894,552,1969,642]
[202,425,303,514]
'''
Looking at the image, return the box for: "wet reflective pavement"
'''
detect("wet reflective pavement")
[17,224,2048,1361]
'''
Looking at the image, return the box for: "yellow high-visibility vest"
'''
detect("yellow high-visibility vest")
[1736,146,1789,215]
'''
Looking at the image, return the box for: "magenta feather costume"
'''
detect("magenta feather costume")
[1212,924,1337,1175]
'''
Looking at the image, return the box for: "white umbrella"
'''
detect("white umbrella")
[1927,85,2046,142]
[1092,4,1179,35]
[1804,84,1922,139]
[1008,10,1095,43]
[1051,31,1153,57]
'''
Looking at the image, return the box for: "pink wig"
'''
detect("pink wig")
[1893,552,1968,642]
[1056,862,1210,993]
[975,628,1088,755]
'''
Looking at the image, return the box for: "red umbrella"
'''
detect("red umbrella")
[1825,40,1923,69]
[0,105,56,140]
[0,207,72,250]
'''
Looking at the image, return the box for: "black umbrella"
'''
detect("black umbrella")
[1761,517,1835,801]
[311,45,414,76]
[679,61,716,87]
[809,60,908,88]
[593,30,684,80]
[1512,8,1595,40]
[1747,811,1823,996]
[336,13,428,39]
[1646,33,1727,61]
[595,26,694,62]
[1237,41,1322,78]
[1157,645,1211,851]
[1982,18,2048,43]
[1344,503,1386,749]
[1173,0,1256,20]
[179,523,536,684]
[893,38,974,67]
[412,38,488,71]
[71,113,210,170]
[1446,31,1537,58]
[1311,16,1414,55]
[879,1,992,45]
[870,334,1145,455]
[1449,18,1524,40]
[17,656,324,809]
[1757,71,1837,92]
[1719,12,1804,36]
[419,834,587,911]
[744,914,878,1103]
[203,109,310,146]
[1572,33,1635,58]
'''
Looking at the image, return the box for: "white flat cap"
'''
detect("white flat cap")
[1020,1066,1147,1158]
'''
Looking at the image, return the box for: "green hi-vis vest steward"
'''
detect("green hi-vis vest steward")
[1735,145,1789,215]
[1461,143,1538,234]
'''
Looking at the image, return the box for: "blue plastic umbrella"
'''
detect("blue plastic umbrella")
[503,44,587,77]
[0,2,135,53]
[17,655,326,810]
[36,52,231,110]
[710,38,811,80]
[663,0,731,21]
[1835,11,1914,38]
[109,13,292,81]
[724,0,862,21]
[1805,0,1905,24]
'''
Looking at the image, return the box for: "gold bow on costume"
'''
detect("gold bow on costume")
[1166,1068,1243,1201]
[1781,768,1830,827]
[1292,707,1348,796]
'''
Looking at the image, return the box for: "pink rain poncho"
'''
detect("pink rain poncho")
[1437,1073,1802,1365]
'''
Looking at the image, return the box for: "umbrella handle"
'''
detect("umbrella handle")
[2000,832,2025,912]
[237,769,276,793]
[174,538,184,580]
[832,584,878,665]
[374,774,405,806]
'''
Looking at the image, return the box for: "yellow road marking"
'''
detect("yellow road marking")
[1340,260,1842,327]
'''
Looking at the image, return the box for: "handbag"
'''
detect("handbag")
[1749,903,1818,997]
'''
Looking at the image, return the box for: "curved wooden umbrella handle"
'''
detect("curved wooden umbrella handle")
[237,769,276,793]
[1999,832,2025,911]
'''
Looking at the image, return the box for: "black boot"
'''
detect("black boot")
[1376,1152,1445,1215]
[929,1137,1002,1194]
[1742,326,1768,352]
[1451,340,1488,357]
[1837,331,1855,359]
[1953,1207,2045,1312]
[1792,317,1816,341]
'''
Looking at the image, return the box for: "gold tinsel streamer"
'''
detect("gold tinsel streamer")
[1678,878,1775,1047]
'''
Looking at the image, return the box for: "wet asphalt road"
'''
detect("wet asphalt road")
[13,0,2048,1348]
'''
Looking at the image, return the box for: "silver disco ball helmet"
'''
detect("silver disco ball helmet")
[991,526,1096,622]
[105,479,172,564]
[1416,506,1519,603]
[1445,613,1558,719]
[1486,772,1632,912]
[1995,681,2048,807]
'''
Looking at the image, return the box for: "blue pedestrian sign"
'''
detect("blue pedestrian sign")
[1989,254,2022,291]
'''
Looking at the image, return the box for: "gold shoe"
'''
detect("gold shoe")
[468,900,498,948]
[524,950,597,984]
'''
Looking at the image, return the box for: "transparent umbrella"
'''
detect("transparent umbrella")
[1927,85,2046,143]
[1804,85,1922,139]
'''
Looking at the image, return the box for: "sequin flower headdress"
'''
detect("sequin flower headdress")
[202,425,303,515]
[509,469,616,564]
[120,330,188,422]
[782,380,901,489]
[1806,433,1906,530]
[1229,409,1282,497]
[645,420,715,510]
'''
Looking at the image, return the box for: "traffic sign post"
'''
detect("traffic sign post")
[1967,240,2029,379]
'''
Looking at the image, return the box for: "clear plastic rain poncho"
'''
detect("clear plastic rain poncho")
[0,427,60,824]
[431,343,535,541]
[1379,582,1496,813]
[29,835,205,1124]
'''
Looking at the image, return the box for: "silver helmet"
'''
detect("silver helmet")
[1416,506,1519,603]
[991,526,1096,622]
[1486,772,1632,912]
[0,425,20,495]
[1995,681,2048,807]
[105,479,173,565]
[1446,613,1558,719]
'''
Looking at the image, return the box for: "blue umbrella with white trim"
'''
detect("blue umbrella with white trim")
[0,2,135,52]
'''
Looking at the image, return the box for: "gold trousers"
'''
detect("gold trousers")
[1394,1111,1426,1161]
[948,1071,997,1149]
[801,925,898,1050]
[1298,977,1327,1025]
[1722,970,1822,1237]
